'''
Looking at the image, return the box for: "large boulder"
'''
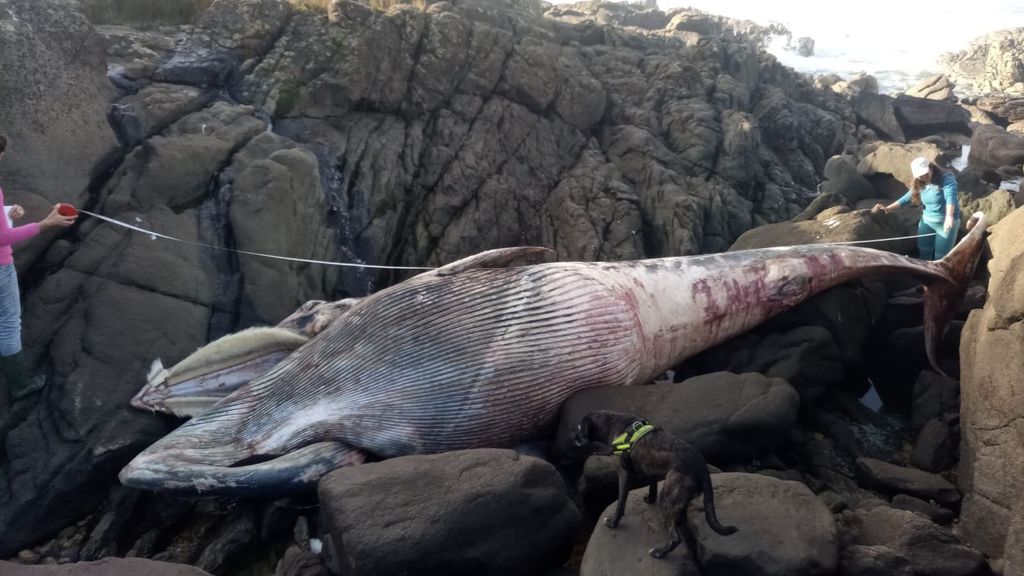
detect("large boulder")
[967,124,1024,172]
[892,95,971,139]
[689,473,838,576]
[0,0,119,265]
[317,449,580,576]
[224,132,346,326]
[580,485,701,576]
[905,75,957,102]
[974,94,1024,125]
[853,457,961,509]
[841,504,988,576]
[851,92,905,143]
[856,140,945,189]
[555,372,800,463]
[959,206,1024,564]
[729,207,916,255]
[815,155,879,206]
[108,83,216,148]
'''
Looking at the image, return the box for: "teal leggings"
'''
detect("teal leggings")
[918,217,959,260]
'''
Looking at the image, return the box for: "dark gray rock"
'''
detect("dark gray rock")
[819,155,878,204]
[842,505,988,576]
[911,418,958,473]
[911,371,959,432]
[690,473,838,576]
[555,372,800,462]
[968,124,1024,172]
[580,485,701,576]
[854,457,961,509]
[853,93,906,143]
[0,0,119,267]
[840,544,914,576]
[796,36,814,57]
[108,84,216,148]
[194,506,259,574]
[893,95,971,139]
[275,546,329,576]
[891,494,956,524]
[0,558,211,576]
[318,449,579,576]
[155,0,292,87]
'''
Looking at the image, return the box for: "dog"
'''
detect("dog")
[573,410,738,558]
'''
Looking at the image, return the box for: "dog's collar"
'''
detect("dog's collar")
[611,419,656,455]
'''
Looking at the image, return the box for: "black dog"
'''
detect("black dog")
[573,410,738,558]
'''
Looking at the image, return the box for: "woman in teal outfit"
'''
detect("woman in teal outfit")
[873,156,960,260]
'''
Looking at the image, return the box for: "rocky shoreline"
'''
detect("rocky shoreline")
[0,0,1022,575]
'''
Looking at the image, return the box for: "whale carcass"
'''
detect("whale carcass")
[120,213,988,495]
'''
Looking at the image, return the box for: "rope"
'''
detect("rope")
[79,210,435,271]
[825,232,936,245]
[76,209,936,269]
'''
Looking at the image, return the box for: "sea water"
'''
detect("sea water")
[657,0,1024,94]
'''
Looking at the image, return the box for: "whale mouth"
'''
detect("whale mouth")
[130,327,310,417]
[130,299,361,418]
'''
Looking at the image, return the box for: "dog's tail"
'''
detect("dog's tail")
[699,466,738,536]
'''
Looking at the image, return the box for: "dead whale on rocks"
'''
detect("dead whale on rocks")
[120,213,987,495]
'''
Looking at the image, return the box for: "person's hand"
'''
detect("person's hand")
[944,216,954,233]
[39,205,77,229]
[872,203,887,214]
[8,205,24,219]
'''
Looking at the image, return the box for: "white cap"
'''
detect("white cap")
[910,157,930,179]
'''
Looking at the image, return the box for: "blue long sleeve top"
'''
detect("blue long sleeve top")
[897,172,960,223]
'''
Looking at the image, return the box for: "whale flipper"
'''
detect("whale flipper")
[119,440,366,496]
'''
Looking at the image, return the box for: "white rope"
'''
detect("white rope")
[77,209,937,269]
[79,210,436,271]
[825,232,937,245]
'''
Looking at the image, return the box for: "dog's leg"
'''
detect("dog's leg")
[604,463,630,528]
[677,487,702,567]
[644,482,658,504]
[650,471,690,559]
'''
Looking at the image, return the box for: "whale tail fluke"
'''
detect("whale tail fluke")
[921,211,988,376]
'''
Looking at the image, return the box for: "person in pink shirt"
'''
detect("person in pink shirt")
[0,134,77,401]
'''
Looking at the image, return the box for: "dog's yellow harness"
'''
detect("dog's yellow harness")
[611,419,656,455]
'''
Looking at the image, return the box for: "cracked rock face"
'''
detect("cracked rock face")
[0,0,119,264]
[959,206,1024,566]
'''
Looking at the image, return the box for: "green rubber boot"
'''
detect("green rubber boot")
[1,351,46,401]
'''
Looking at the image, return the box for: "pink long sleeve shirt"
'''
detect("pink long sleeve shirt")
[0,186,41,265]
